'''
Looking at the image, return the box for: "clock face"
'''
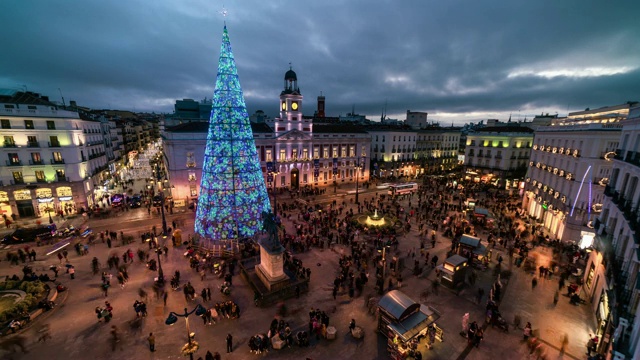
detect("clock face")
[291,102,298,111]
[281,102,287,111]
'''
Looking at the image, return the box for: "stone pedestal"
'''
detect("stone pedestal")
[255,241,289,291]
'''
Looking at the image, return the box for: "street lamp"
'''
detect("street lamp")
[268,162,279,216]
[165,304,207,360]
[150,236,165,284]
[355,156,365,205]
[377,245,390,295]
[154,162,168,235]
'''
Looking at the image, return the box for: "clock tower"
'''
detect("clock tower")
[275,66,311,136]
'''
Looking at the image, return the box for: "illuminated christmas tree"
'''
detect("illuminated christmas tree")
[195,25,271,240]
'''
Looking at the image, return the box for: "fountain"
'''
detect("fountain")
[365,209,386,227]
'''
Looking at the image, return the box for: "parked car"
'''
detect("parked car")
[129,195,143,208]
[2,225,56,245]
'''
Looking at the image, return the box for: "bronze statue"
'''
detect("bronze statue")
[261,211,281,250]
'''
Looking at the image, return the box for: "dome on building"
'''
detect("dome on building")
[284,69,297,81]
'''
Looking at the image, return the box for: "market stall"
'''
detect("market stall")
[455,234,489,263]
[436,254,468,289]
[378,290,442,359]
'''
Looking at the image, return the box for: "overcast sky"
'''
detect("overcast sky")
[2,0,639,124]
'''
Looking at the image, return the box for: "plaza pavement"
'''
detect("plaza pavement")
[0,187,595,360]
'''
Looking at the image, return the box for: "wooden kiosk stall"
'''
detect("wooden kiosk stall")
[378,290,442,359]
[436,254,468,289]
[455,234,489,262]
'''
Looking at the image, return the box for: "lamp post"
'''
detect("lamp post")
[154,162,168,235]
[152,236,164,283]
[165,304,207,360]
[355,156,365,205]
[378,245,390,295]
[268,161,279,216]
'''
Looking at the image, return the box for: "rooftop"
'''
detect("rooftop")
[165,121,273,133]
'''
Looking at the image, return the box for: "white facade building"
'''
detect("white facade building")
[368,128,418,178]
[464,126,533,186]
[585,103,640,359]
[0,91,113,221]
[522,105,628,242]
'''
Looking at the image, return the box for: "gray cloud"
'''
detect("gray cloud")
[1,0,639,124]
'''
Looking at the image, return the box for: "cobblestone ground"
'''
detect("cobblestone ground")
[0,184,595,360]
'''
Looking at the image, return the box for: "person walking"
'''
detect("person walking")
[147,332,155,352]
[226,333,233,353]
[531,277,538,290]
[553,290,559,306]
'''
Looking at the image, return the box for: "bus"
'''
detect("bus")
[387,182,418,196]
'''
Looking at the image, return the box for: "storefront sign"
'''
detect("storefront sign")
[59,196,73,201]
[0,191,8,202]
[14,190,32,201]
[173,199,186,207]
[37,197,54,203]
[56,186,72,197]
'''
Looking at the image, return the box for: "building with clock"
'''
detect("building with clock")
[163,67,371,205]
[522,104,629,242]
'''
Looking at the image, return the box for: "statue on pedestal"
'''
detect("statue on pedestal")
[261,211,282,251]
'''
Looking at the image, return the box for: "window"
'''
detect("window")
[349,146,355,157]
[49,136,60,146]
[279,149,286,161]
[266,149,272,162]
[31,152,41,164]
[1,119,10,129]
[382,136,385,142]
[7,153,19,164]
[12,172,23,184]
[292,149,298,160]
[53,152,63,162]
[3,136,15,146]
[313,148,319,159]
[332,147,338,158]
[35,171,45,182]
[393,136,396,141]
[302,148,308,160]
[56,169,65,180]
[323,147,329,159]
[24,120,34,129]
[341,147,347,158]
[46,121,56,130]
[27,136,37,147]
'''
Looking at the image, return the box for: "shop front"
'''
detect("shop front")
[378,290,442,359]
[14,189,34,218]
[35,188,55,219]
[0,191,12,223]
[56,186,76,215]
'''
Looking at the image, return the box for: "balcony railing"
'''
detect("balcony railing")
[55,176,69,182]
[29,159,44,165]
[3,141,17,148]
[495,155,502,159]
[10,179,25,185]
[5,160,22,166]
[27,141,40,148]
[50,159,65,164]
[48,141,61,147]
[604,185,615,197]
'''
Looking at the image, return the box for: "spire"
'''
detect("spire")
[195,25,271,240]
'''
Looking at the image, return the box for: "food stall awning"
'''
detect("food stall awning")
[388,304,441,342]
[378,290,420,321]
[459,235,481,248]
[474,207,490,217]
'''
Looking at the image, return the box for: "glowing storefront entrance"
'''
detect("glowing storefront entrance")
[35,188,55,218]
[0,191,12,221]
[14,189,34,217]
[56,186,76,214]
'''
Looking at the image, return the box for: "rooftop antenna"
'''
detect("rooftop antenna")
[58,88,66,107]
